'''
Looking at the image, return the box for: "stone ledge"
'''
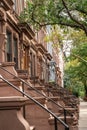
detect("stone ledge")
[0,96,28,109]
[26,97,46,105]
[0,96,30,130]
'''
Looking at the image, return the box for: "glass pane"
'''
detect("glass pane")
[6,31,12,62]
[6,32,11,52]
[13,38,17,57]
[13,37,18,68]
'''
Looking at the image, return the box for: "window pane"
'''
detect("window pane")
[6,31,12,62]
[13,37,18,68]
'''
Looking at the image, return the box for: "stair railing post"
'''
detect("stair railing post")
[66,127,69,130]
[64,109,68,130]
[0,75,70,130]
[54,117,58,130]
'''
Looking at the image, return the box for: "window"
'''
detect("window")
[39,59,43,80]
[33,55,36,77]
[21,44,29,70]
[5,30,18,69]
[6,31,12,62]
[30,52,33,77]
[13,37,18,68]
[30,52,36,78]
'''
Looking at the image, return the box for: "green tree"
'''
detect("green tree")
[20,0,87,97]
[20,0,87,35]
[64,30,87,97]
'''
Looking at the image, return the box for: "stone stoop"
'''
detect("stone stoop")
[25,97,51,130]
[0,63,79,130]
[0,62,23,96]
[43,84,79,129]
[0,96,31,130]
[24,82,79,130]
[59,107,79,127]
[25,85,45,97]
[46,98,79,129]
[0,79,22,97]
[48,116,78,130]
[16,69,29,80]
[46,96,61,113]
[46,86,79,113]
[0,62,18,79]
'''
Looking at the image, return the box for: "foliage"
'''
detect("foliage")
[20,0,87,97]
[20,0,87,34]
[44,26,64,51]
[64,30,87,97]
[64,61,86,97]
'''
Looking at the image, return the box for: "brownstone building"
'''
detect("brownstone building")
[0,1,79,130]
[0,0,62,86]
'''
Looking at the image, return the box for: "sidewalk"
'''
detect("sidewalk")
[79,101,87,130]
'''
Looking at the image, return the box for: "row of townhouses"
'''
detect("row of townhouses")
[0,1,79,130]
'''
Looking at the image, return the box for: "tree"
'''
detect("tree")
[64,30,87,97]
[20,0,87,97]
[20,0,87,35]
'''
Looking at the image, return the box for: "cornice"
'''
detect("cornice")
[7,14,21,33]
[18,22,35,40]
[30,43,37,52]
[36,43,47,55]
[46,52,52,60]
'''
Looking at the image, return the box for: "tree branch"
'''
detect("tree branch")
[61,0,87,35]
[71,53,87,64]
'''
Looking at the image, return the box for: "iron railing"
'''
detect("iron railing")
[46,85,79,108]
[0,65,73,130]
[0,75,69,130]
[0,64,73,117]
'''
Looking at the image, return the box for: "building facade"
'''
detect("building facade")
[0,1,79,130]
[0,0,62,86]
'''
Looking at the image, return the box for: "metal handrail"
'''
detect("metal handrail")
[0,65,73,117]
[0,75,69,130]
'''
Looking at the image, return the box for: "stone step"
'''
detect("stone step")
[0,96,31,130]
[0,79,21,96]
[48,115,75,130]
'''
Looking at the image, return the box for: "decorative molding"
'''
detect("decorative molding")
[36,43,47,55]
[7,14,21,33]
[18,22,35,40]
[46,52,52,60]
